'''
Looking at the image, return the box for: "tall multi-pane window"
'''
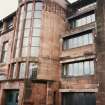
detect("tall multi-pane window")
[1,41,8,63]
[63,32,94,50]
[63,60,95,77]
[31,2,42,56]
[21,3,32,57]
[15,1,43,58]
[19,63,26,79]
[71,13,95,28]
[29,63,37,79]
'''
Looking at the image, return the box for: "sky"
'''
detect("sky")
[0,0,78,20]
[0,0,18,19]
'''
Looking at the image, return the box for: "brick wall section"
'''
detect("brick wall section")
[61,44,95,59]
[96,0,105,105]
[38,1,66,81]
[31,83,47,105]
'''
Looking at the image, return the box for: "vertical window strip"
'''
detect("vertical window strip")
[30,1,43,57]
[21,2,33,57]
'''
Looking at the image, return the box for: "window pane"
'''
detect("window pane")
[84,61,90,75]
[32,37,40,46]
[34,11,42,18]
[73,63,79,76]
[78,62,84,76]
[83,34,89,45]
[69,39,73,48]
[81,17,86,26]
[13,64,17,79]
[19,63,26,79]
[31,47,39,57]
[88,33,93,44]
[24,29,30,37]
[90,61,95,75]
[26,11,32,19]
[25,19,31,28]
[91,14,95,22]
[33,19,41,28]
[35,2,43,10]
[22,38,29,47]
[78,36,83,46]
[73,37,78,47]
[68,64,73,76]
[32,28,41,36]
[77,19,81,27]
[27,3,33,11]
[29,63,37,78]
[86,15,91,24]
[22,47,28,57]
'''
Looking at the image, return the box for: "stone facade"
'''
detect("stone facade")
[0,0,105,105]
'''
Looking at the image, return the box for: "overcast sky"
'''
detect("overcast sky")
[0,0,77,20]
[0,0,18,19]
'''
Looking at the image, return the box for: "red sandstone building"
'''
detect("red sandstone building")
[0,0,105,105]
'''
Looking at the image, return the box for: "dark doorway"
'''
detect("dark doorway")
[4,90,19,105]
[62,92,96,105]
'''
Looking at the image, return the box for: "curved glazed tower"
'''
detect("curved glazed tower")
[11,0,66,80]
[8,0,67,105]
